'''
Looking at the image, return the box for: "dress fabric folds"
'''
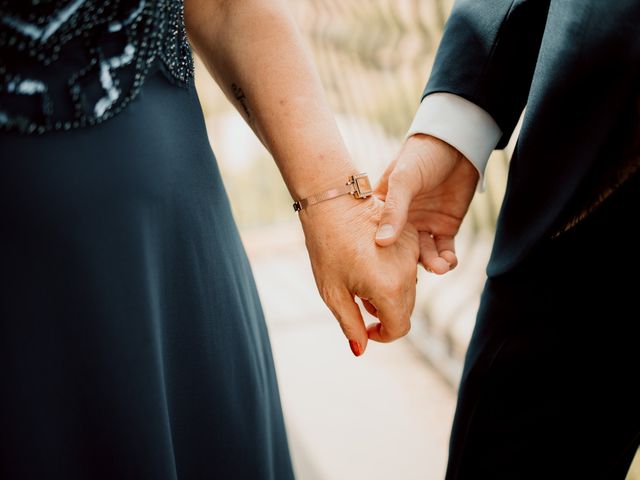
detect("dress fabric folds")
[0,2,295,478]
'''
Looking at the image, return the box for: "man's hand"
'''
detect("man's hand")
[299,195,420,356]
[375,134,479,274]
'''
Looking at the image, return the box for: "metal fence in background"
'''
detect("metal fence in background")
[288,0,510,387]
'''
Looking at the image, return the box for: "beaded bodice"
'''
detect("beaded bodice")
[0,0,194,134]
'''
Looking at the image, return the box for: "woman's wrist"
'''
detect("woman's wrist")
[292,171,371,213]
[297,192,379,242]
[295,166,377,218]
[287,162,358,201]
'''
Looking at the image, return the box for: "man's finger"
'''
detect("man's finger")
[434,235,458,270]
[419,232,451,274]
[324,288,369,357]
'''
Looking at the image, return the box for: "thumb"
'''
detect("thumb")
[374,157,398,199]
[375,170,416,246]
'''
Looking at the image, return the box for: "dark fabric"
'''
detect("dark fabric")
[446,173,640,479]
[0,66,295,480]
[425,1,640,476]
[425,0,551,149]
[424,0,640,275]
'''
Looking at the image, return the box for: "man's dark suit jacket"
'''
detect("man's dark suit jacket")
[425,0,640,276]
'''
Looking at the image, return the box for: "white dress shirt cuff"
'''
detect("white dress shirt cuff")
[406,93,502,192]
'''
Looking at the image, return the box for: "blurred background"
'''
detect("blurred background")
[193,1,640,478]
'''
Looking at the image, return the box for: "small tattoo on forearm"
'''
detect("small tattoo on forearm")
[231,82,251,119]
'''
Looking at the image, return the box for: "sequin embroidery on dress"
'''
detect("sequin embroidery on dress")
[0,0,194,134]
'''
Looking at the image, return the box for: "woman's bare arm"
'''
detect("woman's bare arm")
[184,0,420,355]
[185,0,352,199]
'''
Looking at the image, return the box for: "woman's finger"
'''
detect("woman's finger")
[324,288,369,357]
[366,275,416,343]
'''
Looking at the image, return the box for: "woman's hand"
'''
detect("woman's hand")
[186,0,422,356]
[299,195,420,357]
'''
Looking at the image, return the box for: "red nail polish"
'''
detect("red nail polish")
[349,340,362,357]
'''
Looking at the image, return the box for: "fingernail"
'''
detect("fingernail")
[376,224,394,240]
[349,340,362,357]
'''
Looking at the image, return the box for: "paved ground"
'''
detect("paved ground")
[244,223,457,480]
[243,222,640,480]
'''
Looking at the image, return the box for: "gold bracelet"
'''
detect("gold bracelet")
[293,173,373,212]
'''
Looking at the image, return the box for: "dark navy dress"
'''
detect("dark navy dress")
[0,1,295,479]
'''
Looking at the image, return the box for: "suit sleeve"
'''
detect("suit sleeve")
[424,0,551,148]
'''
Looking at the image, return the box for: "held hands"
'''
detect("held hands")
[375,134,478,273]
[299,195,419,357]
[300,134,477,357]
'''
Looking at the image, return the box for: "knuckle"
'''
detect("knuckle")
[382,330,398,342]
[320,288,341,315]
[389,316,412,339]
[387,323,410,340]
[319,284,336,303]
[398,321,412,337]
